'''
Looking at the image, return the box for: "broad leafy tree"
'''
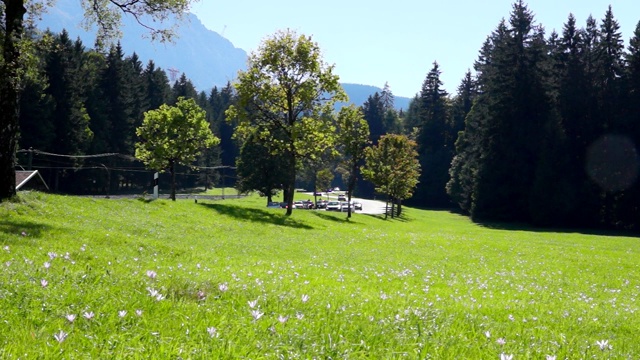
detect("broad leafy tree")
[336,104,370,218]
[135,97,219,200]
[361,134,420,218]
[226,29,346,215]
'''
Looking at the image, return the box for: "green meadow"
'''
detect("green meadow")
[0,192,638,359]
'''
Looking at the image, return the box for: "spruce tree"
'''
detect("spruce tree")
[414,61,452,208]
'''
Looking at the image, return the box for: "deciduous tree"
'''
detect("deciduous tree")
[226,29,346,215]
[135,97,219,200]
[336,104,369,218]
[361,134,420,218]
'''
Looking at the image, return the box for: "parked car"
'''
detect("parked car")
[326,201,341,211]
[267,201,281,208]
[353,201,363,211]
[293,200,304,209]
[316,200,328,209]
[337,194,347,201]
[340,201,353,212]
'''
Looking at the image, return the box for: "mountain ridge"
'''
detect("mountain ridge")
[38,2,410,109]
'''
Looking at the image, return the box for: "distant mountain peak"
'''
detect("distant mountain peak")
[38,4,409,108]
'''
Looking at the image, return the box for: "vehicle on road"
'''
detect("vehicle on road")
[340,201,353,212]
[326,201,341,211]
[337,194,347,201]
[315,200,328,209]
[353,201,362,211]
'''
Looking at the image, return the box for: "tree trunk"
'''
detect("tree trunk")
[397,198,402,217]
[385,197,389,220]
[285,153,296,216]
[390,196,395,219]
[0,0,27,201]
[170,161,176,201]
[346,172,356,219]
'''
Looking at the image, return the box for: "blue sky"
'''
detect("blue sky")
[192,1,639,98]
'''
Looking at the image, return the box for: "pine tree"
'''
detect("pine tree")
[171,73,198,103]
[414,61,452,208]
[144,60,172,111]
[45,31,94,156]
[466,2,555,222]
[361,92,386,144]
[380,81,395,110]
[101,42,135,155]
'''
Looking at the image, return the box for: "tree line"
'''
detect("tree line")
[5,1,640,229]
[396,1,640,230]
[16,29,238,194]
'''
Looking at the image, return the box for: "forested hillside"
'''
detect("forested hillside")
[406,3,640,230]
[11,1,640,230]
[17,30,237,195]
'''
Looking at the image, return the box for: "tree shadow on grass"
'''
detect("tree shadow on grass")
[362,211,410,222]
[473,218,639,238]
[0,219,54,240]
[198,203,314,229]
[311,211,368,224]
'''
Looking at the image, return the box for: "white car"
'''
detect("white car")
[326,201,341,211]
[340,201,353,212]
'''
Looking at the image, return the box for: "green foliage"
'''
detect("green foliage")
[414,61,453,208]
[336,104,370,216]
[235,133,288,203]
[135,97,219,199]
[1,0,199,200]
[80,0,195,48]
[362,134,420,217]
[226,29,346,214]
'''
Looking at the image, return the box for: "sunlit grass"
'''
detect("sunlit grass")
[0,191,638,358]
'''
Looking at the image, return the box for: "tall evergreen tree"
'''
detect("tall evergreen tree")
[101,42,135,155]
[414,61,452,208]
[144,60,172,111]
[210,83,238,168]
[171,73,198,103]
[45,31,93,156]
[380,81,395,110]
[615,21,640,229]
[361,92,386,144]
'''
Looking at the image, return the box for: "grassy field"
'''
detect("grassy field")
[0,191,638,359]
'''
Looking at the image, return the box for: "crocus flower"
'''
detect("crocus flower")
[596,340,611,350]
[207,327,217,338]
[251,310,264,320]
[53,330,67,343]
[65,314,76,323]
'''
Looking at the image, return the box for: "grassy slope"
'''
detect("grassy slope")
[0,192,638,359]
